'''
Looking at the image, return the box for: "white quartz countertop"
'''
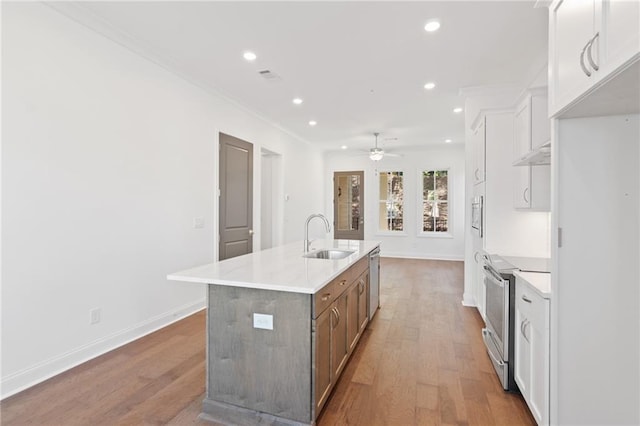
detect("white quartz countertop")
[514,271,551,299]
[167,239,380,294]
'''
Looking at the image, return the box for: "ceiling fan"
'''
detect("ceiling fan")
[367,132,400,161]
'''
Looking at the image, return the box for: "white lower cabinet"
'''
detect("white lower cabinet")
[515,276,550,425]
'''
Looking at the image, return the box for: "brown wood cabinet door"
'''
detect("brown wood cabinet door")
[331,296,348,379]
[347,282,360,352]
[358,271,369,333]
[314,309,332,414]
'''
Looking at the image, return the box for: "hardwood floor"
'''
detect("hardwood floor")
[0,258,535,425]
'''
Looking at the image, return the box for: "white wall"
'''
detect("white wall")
[324,146,465,260]
[1,3,323,398]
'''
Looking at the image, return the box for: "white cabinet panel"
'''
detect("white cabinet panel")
[551,0,598,112]
[550,0,640,116]
[473,117,486,185]
[603,0,640,72]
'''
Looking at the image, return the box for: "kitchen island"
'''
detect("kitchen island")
[168,239,380,426]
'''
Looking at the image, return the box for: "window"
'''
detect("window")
[378,171,403,231]
[421,170,449,233]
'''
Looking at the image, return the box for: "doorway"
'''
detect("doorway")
[333,171,364,240]
[219,133,253,260]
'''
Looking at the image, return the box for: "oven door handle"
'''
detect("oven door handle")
[483,265,505,286]
[482,328,505,367]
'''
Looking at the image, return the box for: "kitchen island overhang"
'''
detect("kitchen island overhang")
[168,239,381,426]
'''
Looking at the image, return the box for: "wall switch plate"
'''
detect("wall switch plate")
[193,217,205,229]
[253,313,273,330]
[90,308,101,325]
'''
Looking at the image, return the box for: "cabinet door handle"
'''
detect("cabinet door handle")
[334,307,341,326]
[475,168,480,180]
[321,293,331,301]
[580,41,592,77]
[474,251,479,263]
[521,319,530,343]
[587,32,600,71]
[339,279,347,286]
[331,307,338,328]
[359,280,365,295]
[522,295,532,303]
[523,187,530,203]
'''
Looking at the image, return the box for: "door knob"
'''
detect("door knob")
[249,229,254,235]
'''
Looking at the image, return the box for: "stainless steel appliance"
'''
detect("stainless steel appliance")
[369,247,380,320]
[471,196,483,237]
[481,255,550,391]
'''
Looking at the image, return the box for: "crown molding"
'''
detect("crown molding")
[44,2,313,147]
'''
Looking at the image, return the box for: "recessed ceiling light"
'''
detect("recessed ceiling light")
[445,139,452,143]
[293,98,303,105]
[309,120,317,126]
[423,82,436,90]
[243,51,257,62]
[424,20,441,32]
[341,145,348,150]
[453,107,463,113]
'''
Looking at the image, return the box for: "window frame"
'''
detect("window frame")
[376,170,406,235]
[417,167,453,239]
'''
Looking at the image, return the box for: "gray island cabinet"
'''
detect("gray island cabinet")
[167,240,380,426]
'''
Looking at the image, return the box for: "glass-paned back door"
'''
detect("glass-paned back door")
[333,171,364,240]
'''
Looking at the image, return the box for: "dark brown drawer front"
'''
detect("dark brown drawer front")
[313,271,349,318]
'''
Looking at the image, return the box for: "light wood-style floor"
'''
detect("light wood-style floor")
[1,258,535,425]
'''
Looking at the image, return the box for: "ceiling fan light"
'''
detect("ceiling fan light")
[369,148,384,161]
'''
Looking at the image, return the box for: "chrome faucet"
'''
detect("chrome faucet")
[304,213,331,253]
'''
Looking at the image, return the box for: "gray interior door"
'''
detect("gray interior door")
[333,171,364,240]
[219,133,253,260]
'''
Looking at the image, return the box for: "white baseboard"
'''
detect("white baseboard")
[461,292,477,307]
[380,251,464,262]
[0,299,205,400]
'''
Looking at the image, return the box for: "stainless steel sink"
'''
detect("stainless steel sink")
[303,249,355,260]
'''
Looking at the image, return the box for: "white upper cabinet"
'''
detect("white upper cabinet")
[513,89,551,211]
[472,116,486,185]
[549,0,640,116]
[603,1,640,74]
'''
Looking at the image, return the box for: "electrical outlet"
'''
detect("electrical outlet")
[90,308,101,325]
[253,313,273,330]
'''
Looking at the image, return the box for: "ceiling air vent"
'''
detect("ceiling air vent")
[258,70,281,81]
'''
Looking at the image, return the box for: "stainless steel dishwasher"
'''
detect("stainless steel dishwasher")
[369,247,380,319]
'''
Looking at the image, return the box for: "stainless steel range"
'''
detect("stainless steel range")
[481,255,550,392]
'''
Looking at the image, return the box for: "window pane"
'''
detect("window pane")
[423,171,435,200]
[350,175,361,230]
[422,169,449,233]
[435,201,448,232]
[435,170,448,200]
[423,201,434,232]
[379,171,403,231]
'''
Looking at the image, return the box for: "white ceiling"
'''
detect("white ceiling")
[52,1,548,152]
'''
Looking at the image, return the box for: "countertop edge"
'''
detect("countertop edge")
[166,274,318,294]
[514,270,551,299]
[167,240,380,294]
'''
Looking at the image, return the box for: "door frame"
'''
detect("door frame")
[333,170,364,240]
